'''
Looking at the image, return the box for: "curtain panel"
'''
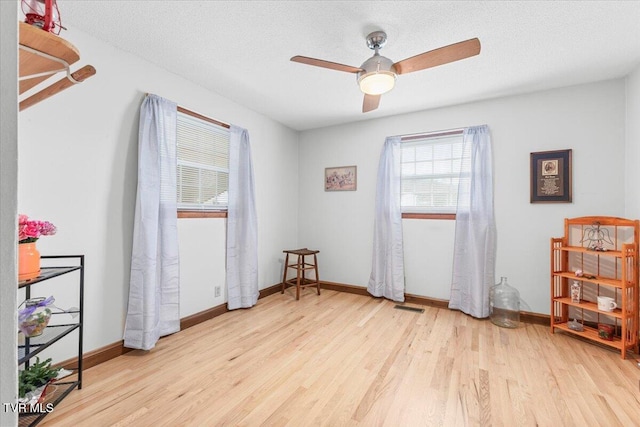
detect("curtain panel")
[226,125,259,310]
[368,136,405,302]
[124,94,180,350]
[448,125,496,318]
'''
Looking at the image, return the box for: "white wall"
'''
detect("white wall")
[18,26,300,362]
[625,64,640,218]
[12,18,636,375]
[0,2,18,425]
[298,80,627,314]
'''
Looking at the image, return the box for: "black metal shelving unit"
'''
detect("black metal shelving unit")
[18,255,84,427]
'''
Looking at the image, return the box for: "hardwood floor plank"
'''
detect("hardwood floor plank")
[38,290,640,426]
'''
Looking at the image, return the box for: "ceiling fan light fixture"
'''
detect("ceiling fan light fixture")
[357,53,397,95]
[358,70,396,95]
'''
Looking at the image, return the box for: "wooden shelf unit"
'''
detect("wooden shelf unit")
[550,216,639,358]
[19,21,95,111]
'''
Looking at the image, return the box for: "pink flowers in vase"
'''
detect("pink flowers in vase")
[18,214,56,244]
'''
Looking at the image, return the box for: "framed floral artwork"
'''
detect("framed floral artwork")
[325,166,357,191]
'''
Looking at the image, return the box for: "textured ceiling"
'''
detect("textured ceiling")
[59,1,640,131]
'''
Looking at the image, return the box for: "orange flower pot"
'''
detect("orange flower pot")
[18,242,41,281]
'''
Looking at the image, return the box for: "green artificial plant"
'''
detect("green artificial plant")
[19,357,61,398]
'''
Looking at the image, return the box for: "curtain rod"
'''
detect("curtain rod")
[177,106,230,129]
[145,93,230,129]
[395,127,464,141]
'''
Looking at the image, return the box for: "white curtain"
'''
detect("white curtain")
[226,125,259,310]
[449,125,496,318]
[368,136,405,302]
[124,94,180,350]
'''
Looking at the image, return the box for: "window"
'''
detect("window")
[176,109,229,214]
[400,131,470,217]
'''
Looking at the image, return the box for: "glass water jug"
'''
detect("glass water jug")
[489,276,520,328]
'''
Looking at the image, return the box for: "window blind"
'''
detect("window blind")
[176,112,230,210]
[400,134,470,213]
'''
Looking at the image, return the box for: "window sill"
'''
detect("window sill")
[178,211,227,219]
[402,213,456,220]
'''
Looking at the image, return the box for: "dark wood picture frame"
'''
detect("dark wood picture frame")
[530,149,572,203]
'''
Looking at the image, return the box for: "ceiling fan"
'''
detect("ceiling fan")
[291,31,481,113]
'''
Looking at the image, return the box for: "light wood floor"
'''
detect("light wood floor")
[40,290,640,426]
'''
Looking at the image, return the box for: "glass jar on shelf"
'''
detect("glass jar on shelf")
[18,296,54,337]
[570,280,582,303]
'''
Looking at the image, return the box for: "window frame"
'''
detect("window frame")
[176,106,230,219]
[401,212,456,220]
[399,129,466,220]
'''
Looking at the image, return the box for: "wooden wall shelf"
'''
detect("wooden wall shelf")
[19,22,95,111]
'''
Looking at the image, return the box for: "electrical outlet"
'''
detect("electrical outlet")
[215,286,221,297]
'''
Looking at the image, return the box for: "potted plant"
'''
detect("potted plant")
[19,357,61,403]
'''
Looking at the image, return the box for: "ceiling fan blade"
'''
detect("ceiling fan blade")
[291,56,363,73]
[393,38,481,75]
[363,94,381,113]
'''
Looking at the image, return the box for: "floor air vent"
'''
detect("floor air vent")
[394,305,425,313]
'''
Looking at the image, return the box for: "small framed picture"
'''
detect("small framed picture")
[530,149,572,203]
[325,165,357,191]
